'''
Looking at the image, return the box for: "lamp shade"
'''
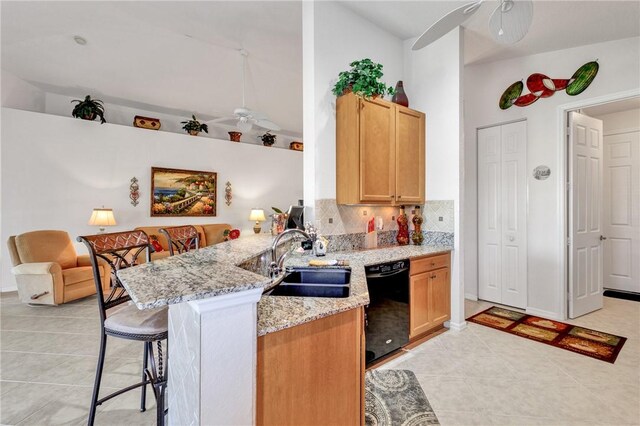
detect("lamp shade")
[88,208,117,227]
[249,209,266,222]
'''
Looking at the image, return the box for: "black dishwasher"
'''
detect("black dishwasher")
[364,259,410,365]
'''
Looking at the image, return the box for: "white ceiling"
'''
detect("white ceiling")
[2,1,638,135]
[341,0,640,64]
[583,96,640,116]
[1,1,303,134]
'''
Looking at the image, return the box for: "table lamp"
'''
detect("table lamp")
[249,208,266,234]
[88,207,117,233]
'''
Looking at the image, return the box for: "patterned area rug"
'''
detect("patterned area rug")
[365,369,439,426]
[468,306,627,363]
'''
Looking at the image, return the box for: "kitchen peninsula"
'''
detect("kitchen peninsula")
[117,234,452,425]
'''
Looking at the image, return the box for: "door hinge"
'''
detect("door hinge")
[566,182,571,191]
[567,237,571,246]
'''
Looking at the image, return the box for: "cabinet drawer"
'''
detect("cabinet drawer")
[410,253,450,275]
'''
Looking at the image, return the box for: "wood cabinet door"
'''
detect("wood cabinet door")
[359,97,396,203]
[395,107,425,204]
[428,268,451,325]
[409,271,432,338]
[257,308,363,426]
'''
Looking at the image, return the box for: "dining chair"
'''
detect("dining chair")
[158,225,200,256]
[77,230,167,426]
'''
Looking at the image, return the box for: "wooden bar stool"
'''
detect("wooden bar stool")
[77,230,168,426]
[158,225,200,256]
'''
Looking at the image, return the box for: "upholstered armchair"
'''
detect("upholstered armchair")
[7,230,110,305]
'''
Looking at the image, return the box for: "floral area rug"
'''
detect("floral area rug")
[468,306,627,363]
[365,369,439,426]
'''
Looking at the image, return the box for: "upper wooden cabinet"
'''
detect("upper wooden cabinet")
[336,92,425,205]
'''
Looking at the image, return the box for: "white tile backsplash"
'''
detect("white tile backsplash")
[315,199,454,235]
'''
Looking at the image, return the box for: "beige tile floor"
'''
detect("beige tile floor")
[381,298,640,426]
[1,291,639,425]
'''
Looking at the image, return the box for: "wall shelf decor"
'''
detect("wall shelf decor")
[225,181,232,206]
[129,177,140,206]
[499,60,599,110]
[133,116,161,130]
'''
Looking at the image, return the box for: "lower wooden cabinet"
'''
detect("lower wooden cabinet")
[257,307,364,426]
[409,253,451,340]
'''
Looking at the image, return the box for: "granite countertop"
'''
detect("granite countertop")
[117,233,452,336]
[258,244,452,336]
[117,234,276,309]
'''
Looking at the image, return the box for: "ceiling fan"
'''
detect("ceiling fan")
[208,49,281,132]
[412,0,533,51]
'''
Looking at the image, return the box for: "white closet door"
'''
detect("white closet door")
[569,112,604,318]
[478,122,527,309]
[478,126,502,303]
[603,131,640,293]
[500,121,528,308]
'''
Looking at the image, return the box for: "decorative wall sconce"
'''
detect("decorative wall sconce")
[130,177,140,206]
[225,181,232,206]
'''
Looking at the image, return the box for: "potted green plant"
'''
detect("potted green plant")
[181,115,209,136]
[332,59,395,99]
[71,95,106,123]
[259,131,276,147]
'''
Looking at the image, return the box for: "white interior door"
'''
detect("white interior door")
[569,112,604,318]
[478,121,527,309]
[478,126,502,304]
[603,130,640,293]
[500,122,528,308]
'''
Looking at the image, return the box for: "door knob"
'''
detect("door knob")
[600,235,607,241]
[509,236,515,242]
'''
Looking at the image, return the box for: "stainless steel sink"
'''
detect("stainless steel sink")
[267,267,351,298]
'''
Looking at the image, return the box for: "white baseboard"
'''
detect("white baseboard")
[464,293,478,301]
[525,307,563,321]
[1,286,17,293]
[445,320,467,331]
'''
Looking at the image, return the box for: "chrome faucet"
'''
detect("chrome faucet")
[268,227,316,278]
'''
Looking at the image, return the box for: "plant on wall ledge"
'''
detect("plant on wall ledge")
[71,95,106,124]
[259,131,276,147]
[332,58,395,99]
[181,115,209,136]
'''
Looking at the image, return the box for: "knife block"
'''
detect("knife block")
[364,231,378,249]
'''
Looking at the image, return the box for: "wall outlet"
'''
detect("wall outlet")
[439,216,443,221]
[363,210,368,216]
[328,218,333,224]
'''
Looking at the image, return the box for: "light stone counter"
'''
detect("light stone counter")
[117,233,452,336]
[258,244,452,335]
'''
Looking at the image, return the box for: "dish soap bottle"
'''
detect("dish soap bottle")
[396,206,410,245]
[412,206,424,245]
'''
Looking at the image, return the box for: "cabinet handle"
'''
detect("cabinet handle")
[431,262,435,266]
[390,195,395,198]
[397,196,402,199]
[431,275,436,279]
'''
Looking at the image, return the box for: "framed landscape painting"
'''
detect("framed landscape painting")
[151,167,217,217]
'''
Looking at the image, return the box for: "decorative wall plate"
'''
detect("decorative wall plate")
[533,165,551,180]
[499,61,599,110]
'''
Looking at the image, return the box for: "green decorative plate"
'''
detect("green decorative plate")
[499,81,524,110]
[566,61,599,96]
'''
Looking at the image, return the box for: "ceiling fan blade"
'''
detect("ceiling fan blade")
[248,110,268,120]
[207,116,237,124]
[412,1,483,51]
[254,119,281,132]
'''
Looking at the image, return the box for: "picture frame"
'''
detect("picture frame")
[150,167,217,217]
